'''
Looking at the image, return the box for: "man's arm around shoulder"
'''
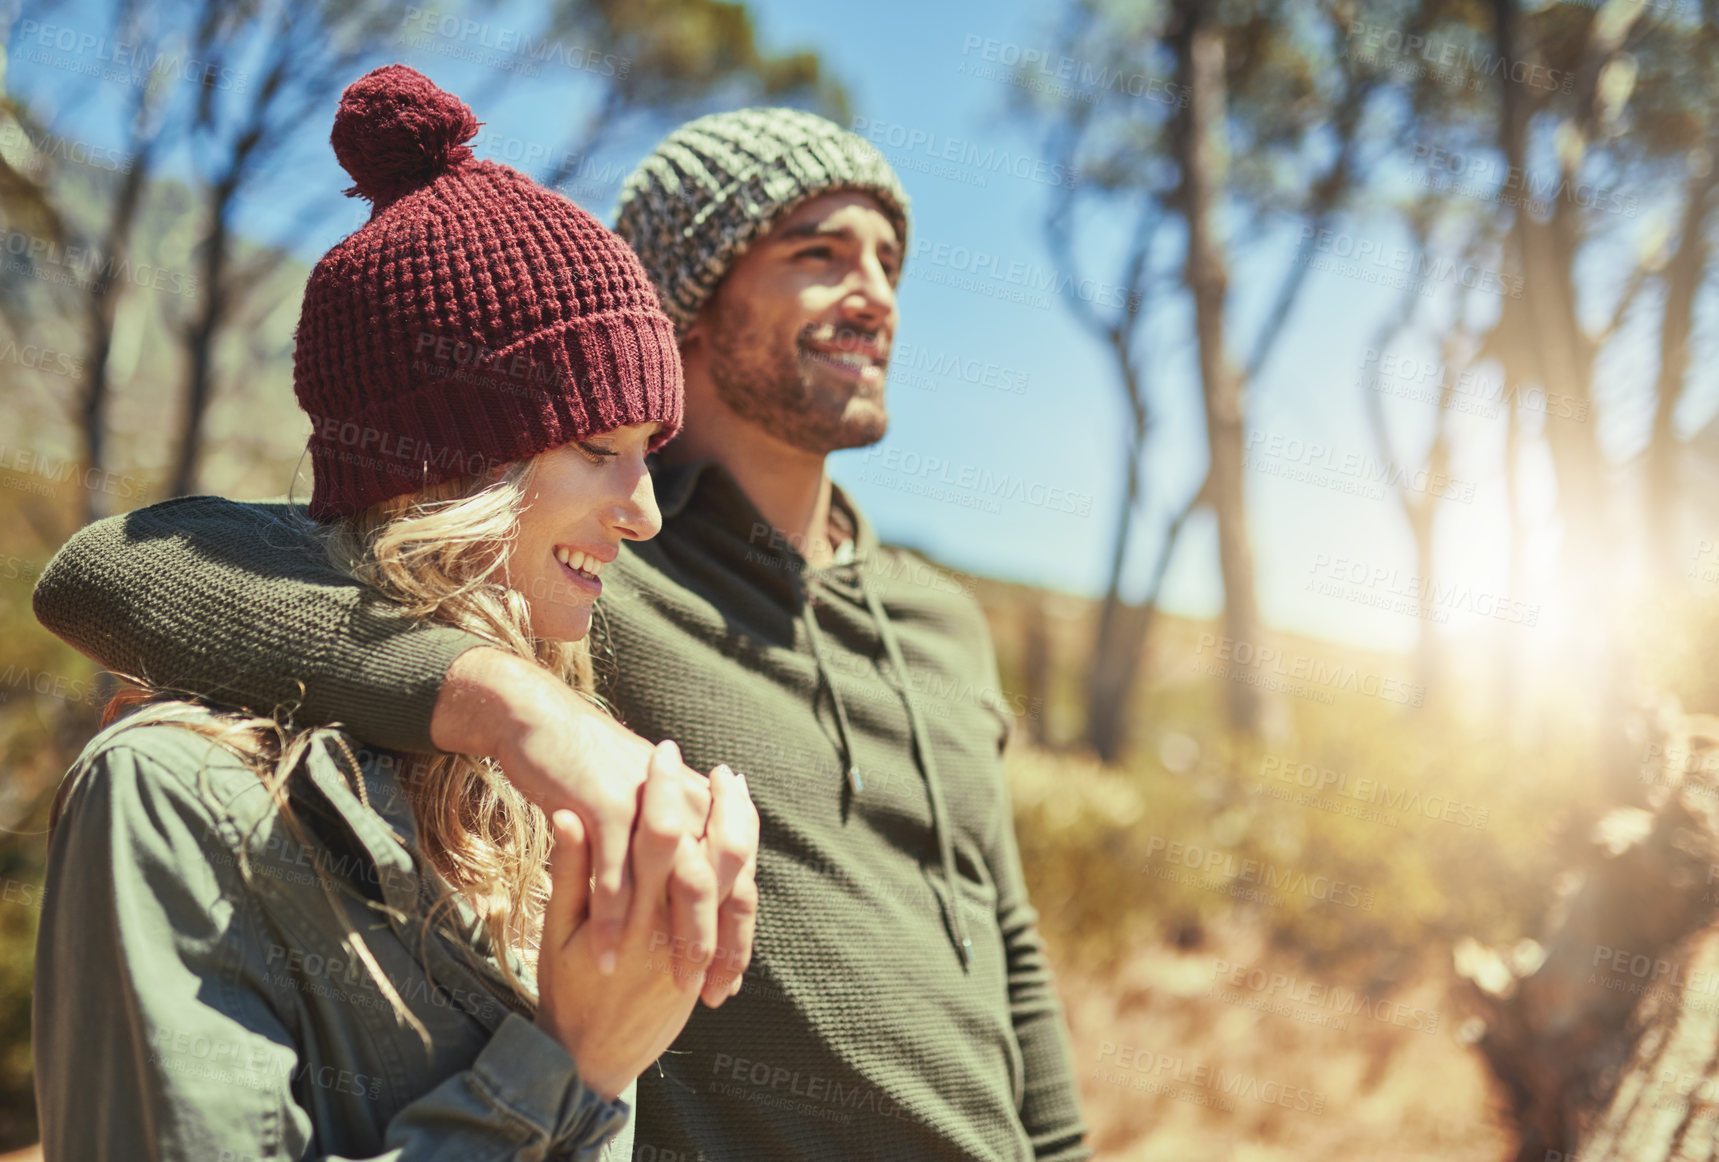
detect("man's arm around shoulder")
[33,494,477,752]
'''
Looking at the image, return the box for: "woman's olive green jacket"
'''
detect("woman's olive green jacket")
[33,712,635,1161]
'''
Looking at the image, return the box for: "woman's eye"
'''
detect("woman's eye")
[578,441,618,464]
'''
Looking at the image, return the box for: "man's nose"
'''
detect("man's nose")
[842,252,896,323]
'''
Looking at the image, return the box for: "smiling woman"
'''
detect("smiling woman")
[507,426,664,643]
[28,65,759,1162]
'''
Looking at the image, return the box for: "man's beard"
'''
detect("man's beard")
[705,299,888,455]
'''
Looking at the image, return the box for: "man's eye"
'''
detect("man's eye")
[796,246,835,261]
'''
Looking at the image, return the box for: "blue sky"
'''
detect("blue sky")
[10,0,1705,655]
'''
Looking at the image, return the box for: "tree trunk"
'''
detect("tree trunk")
[1490,0,1640,800]
[1022,598,1050,748]
[79,142,153,525]
[1646,170,1716,588]
[1086,411,1147,760]
[1457,706,1719,1161]
[1176,0,1261,735]
[1087,495,1198,762]
[169,160,241,499]
[1409,331,1473,696]
[1576,920,1719,1161]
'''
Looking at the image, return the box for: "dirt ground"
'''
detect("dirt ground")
[1058,918,1516,1161]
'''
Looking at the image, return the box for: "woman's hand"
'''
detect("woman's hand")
[533,740,759,1100]
[433,647,754,976]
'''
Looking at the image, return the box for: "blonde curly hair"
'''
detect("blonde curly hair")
[87,458,598,1043]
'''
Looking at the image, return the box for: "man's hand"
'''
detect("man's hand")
[535,749,715,1099]
[430,646,755,986]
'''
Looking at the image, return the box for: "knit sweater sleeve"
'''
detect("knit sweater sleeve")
[32,496,483,753]
[973,629,1091,1160]
[990,779,1091,1161]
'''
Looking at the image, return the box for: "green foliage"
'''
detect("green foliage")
[0,492,102,1150]
[997,599,1597,988]
[564,0,849,122]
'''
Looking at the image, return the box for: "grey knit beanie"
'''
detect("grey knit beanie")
[615,107,910,335]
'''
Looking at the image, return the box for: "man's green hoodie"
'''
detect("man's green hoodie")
[33,457,1090,1160]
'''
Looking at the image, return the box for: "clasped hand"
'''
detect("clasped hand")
[532,739,758,1099]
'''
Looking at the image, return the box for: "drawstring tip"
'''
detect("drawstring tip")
[959,937,973,968]
[847,765,863,794]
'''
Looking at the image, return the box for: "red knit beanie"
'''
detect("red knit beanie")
[296,64,682,519]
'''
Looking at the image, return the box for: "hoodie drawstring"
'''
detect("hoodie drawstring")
[798,566,974,970]
[859,575,973,969]
[800,591,864,795]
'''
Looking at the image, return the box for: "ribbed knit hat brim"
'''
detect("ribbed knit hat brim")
[302,305,681,518]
